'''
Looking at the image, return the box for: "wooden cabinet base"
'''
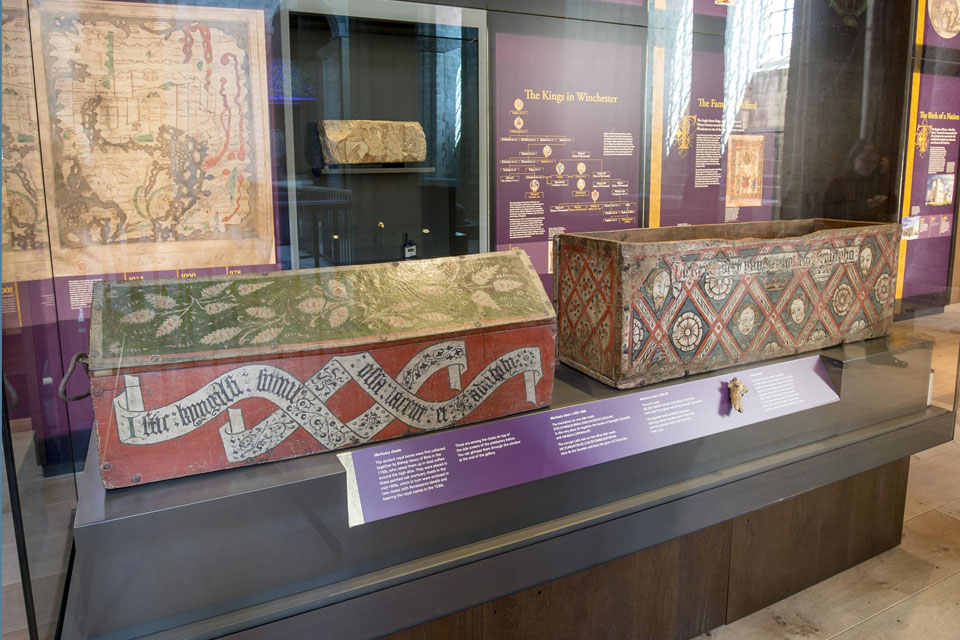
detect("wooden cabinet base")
[726,456,909,623]
[383,458,910,640]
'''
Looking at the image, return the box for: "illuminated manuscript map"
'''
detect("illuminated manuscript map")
[2,1,52,282]
[31,0,274,276]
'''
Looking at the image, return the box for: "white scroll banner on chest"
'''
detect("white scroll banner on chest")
[112,341,543,462]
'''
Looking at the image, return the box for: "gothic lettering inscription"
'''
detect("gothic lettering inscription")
[671,247,859,283]
[114,341,544,462]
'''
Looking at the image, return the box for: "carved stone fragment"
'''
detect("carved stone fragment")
[728,377,748,413]
[318,120,427,165]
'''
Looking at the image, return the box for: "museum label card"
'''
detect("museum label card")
[339,355,838,526]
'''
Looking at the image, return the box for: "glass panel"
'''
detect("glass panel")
[3,0,78,636]
[897,0,960,406]
[1,0,959,636]
[648,0,911,228]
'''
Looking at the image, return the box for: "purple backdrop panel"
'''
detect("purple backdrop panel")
[341,355,838,526]
[493,30,644,293]
[902,71,960,299]
[904,235,953,299]
[0,278,72,462]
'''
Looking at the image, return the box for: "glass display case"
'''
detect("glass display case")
[280,0,487,267]
[2,0,960,638]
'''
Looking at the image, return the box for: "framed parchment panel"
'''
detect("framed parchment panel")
[30,0,274,277]
[2,0,52,282]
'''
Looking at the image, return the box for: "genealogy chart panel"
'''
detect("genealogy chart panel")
[494,31,643,290]
[30,0,275,277]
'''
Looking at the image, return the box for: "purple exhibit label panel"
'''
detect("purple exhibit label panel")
[1,278,70,439]
[902,71,960,299]
[656,46,776,227]
[493,31,644,291]
[339,355,838,526]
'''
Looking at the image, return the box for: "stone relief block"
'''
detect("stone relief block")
[318,120,427,165]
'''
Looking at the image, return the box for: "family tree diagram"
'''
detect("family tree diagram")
[30,0,274,276]
[497,95,638,247]
[2,1,51,282]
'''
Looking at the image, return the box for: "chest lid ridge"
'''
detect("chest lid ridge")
[89,251,554,373]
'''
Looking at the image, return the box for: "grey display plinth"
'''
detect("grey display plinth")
[63,332,954,639]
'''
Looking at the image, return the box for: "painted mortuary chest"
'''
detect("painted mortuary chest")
[87,251,556,488]
[553,219,901,389]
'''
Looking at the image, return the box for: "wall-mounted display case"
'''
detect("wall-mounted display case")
[279,0,487,268]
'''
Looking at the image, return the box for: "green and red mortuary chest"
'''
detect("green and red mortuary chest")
[88,251,556,488]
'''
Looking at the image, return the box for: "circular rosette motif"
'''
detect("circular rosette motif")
[704,275,733,300]
[632,316,645,345]
[832,284,854,316]
[874,273,891,304]
[672,311,703,352]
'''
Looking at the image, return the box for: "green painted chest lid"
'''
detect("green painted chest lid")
[89,251,555,372]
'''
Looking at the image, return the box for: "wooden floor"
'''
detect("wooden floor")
[2,311,959,640]
[693,433,960,640]
[697,311,960,640]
